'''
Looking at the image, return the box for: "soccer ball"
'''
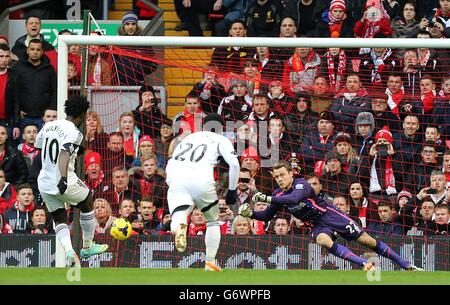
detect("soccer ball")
[110,218,132,241]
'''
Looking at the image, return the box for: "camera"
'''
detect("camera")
[378,144,388,158]
[219,207,228,213]
[427,188,437,194]
[239,178,250,183]
[367,7,380,21]
[428,16,436,27]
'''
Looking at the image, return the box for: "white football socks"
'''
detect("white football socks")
[205,222,221,263]
[55,223,74,254]
[80,210,95,249]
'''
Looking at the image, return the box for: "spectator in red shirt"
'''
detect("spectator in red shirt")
[353,3,393,43]
[173,92,206,134]
[251,201,269,234]
[84,151,111,200]
[0,168,17,216]
[133,155,166,209]
[188,207,207,236]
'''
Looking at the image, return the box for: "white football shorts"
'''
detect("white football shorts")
[40,178,90,213]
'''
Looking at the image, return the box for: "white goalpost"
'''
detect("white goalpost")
[56,35,450,119]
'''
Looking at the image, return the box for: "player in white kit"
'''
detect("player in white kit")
[36,96,108,267]
[166,113,240,271]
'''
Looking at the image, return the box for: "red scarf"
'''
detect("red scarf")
[314,160,325,176]
[220,220,232,234]
[139,177,153,197]
[435,8,450,18]
[385,87,404,118]
[319,134,331,144]
[336,87,368,98]
[14,200,34,212]
[329,23,343,38]
[291,51,315,72]
[255,52,270,72]
[356,198,369,228]
[272,97,295,116]
[252,220,266,235]
[21,143,39,160]
[418,49,430,67]
[364,20,377,38]
[422,91,435,113]
[384,156,396,193]
[182,108,203,133]
[188,223,207,236]
[87,171,104,190]
[124,135,135,158]
[327,50,347,92]
[0,150,5,162]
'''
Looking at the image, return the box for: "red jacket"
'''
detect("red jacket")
[353,18,393,38]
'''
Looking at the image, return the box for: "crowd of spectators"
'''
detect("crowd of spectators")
[0,1,450,238]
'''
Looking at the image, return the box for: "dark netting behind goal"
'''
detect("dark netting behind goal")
[68,42,450,270]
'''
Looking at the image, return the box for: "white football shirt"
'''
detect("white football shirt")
[35,119,83,194]
[166,131,237,182]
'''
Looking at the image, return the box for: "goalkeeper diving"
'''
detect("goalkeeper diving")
[239,160,422,271]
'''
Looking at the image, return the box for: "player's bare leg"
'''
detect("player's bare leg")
[356,232,423,271]
[315,233,371,270]
[78,194,108,258]
[203,204,222,272]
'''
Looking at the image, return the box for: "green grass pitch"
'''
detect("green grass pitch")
[0,268,449,285]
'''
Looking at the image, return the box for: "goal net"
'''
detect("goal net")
[57,35,450,270]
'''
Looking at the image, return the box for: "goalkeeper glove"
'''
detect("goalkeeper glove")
[225,189,238,205]
[252,192,272,204]
[238,203,253,218]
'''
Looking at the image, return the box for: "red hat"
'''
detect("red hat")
[139,135,154,147]
[397,190,412,202]
[330,0,346,11]
[0,35,9,44]
[269,80,284,89]
[375,126,393,144]
[84,151,102,169]
[241,147,260,163]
